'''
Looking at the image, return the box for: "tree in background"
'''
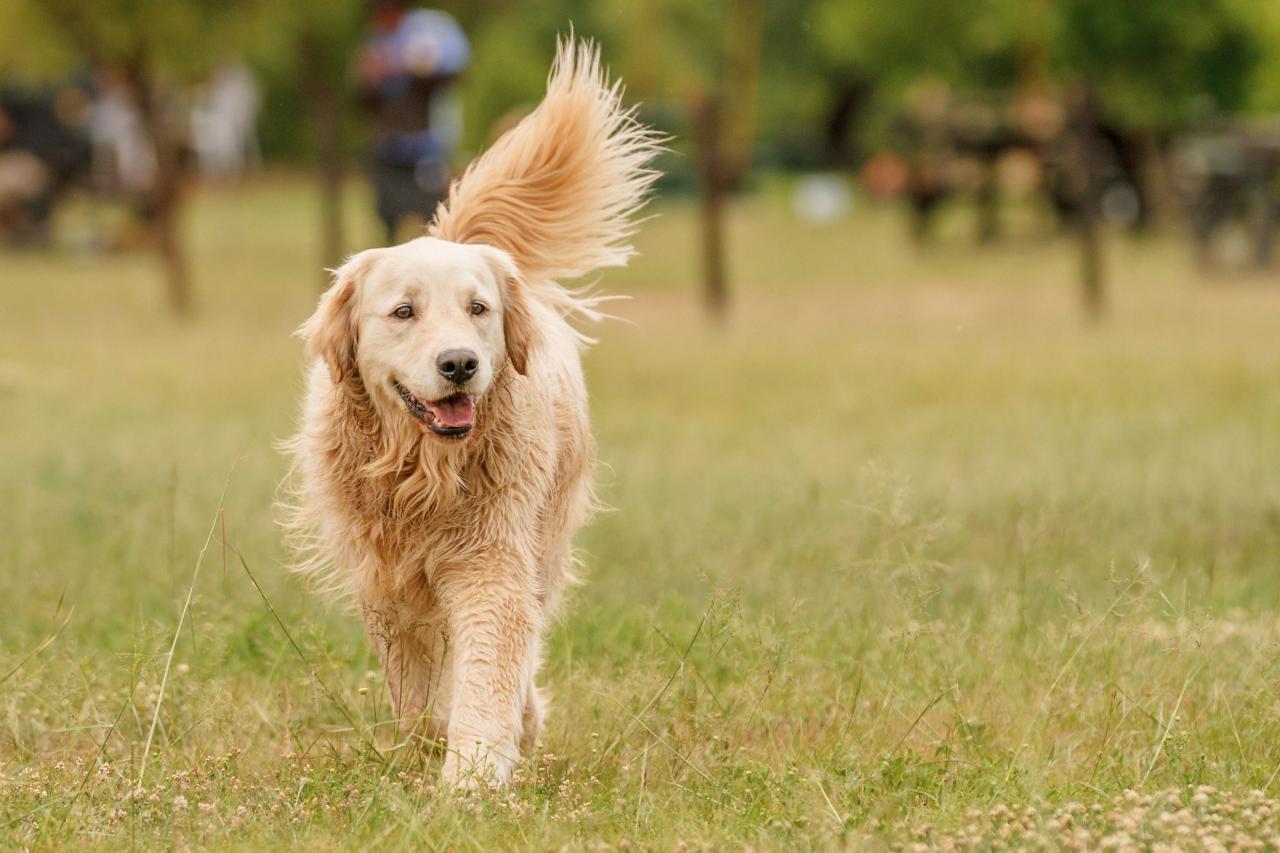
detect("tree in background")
[1049,0,1261,231]
[6,0,1279,319]
[813,0,1266,316]
[678,0,764,321]
[813,0,1021,98]
[1048,0,1261,314]
[14,0,266,315]
[254,1,364,284]
[811,0,1026,246]
[602,0,764,321]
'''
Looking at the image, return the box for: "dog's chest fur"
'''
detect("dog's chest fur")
[303,367,583,604]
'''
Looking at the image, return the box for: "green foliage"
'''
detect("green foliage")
[1227,0,1280,112]
[243,0,366,161]
[452,15,560,153]
[803,0,1270,146]
[0,0,76,79]
[27,0,267,82]
[247,0,365,83]
[6,0,1278,169]
[812,0,1022,94]
[1050,0,1262,130]
[441,0,617,153]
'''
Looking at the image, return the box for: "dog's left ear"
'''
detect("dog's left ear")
[299,249,381,386]
[481,247,541,376]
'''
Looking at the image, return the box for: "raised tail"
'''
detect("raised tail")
[429,38,662,317]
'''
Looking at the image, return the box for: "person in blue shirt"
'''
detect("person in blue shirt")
[355,2,469,243]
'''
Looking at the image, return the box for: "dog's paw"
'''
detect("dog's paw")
[441,739,516,790]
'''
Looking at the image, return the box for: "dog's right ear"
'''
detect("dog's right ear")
[299,249,380,386]
[478,246,541,376]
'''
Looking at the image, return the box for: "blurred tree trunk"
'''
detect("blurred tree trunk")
[129,59,193,317]
[975,151,1000,245]
[1067,84,1104,320]
[690,0,763,323]
[823,76,873,170]
[301,31,346,284]
[693,96,728,320]
[1251,150,1279,270]
[1134,131,1180,232]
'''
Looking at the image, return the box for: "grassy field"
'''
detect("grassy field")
[2,177,1280,849]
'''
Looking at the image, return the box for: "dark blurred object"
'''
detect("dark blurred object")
[0,64,263,254]
[823,73,874,171]
[355,1,468,243]
[1180,127,1280,272]
[877,87,1154,247]
[0,82,92,246]
[1064,84,1105,319]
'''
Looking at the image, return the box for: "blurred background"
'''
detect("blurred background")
[4,0,1280,314]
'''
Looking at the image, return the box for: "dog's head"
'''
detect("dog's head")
[301,237,538,441]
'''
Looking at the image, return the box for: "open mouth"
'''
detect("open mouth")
[394,382,475,438]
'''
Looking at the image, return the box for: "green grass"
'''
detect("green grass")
[2,177,1280,848]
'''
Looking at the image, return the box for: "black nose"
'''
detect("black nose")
[437,349,479,384]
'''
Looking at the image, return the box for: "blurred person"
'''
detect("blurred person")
[355,1,469,243]
[190,62,262,182]
[87,66,156,198]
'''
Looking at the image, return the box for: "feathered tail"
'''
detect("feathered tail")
[429,38,662,319]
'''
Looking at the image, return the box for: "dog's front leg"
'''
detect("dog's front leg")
[437,560,539,788]
[361,603,450,743]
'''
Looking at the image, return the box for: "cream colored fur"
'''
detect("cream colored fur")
[281,39,659,787]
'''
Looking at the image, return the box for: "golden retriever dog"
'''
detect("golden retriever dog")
[281,40,659,788]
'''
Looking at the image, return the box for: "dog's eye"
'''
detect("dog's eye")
[470,301,487,316]
[392,304,414,320]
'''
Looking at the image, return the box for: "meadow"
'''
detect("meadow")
[2,178,1279,849]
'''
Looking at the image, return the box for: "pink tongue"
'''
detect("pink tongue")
[427,395,474,428]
